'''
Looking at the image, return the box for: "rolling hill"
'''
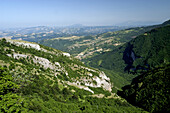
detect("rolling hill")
[38,20,170,60]
[0,26,128,42]
[39,26,155,60]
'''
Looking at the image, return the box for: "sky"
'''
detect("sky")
[1,0,170,28]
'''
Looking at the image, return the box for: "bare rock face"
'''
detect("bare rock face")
[33,56,56,69]
[7,40,41,50]
[7,53,28,59]
[93,72,112,92]
[63,52,71,57]
[66,70,112,93]
[67,81,94,94]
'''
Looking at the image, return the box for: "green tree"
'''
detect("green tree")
[0,66,27,112]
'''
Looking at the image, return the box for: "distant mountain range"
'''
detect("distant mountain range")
[115,21,161,27]
[0,25,130,42]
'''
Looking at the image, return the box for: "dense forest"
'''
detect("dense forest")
[118,63,170,113]
[86,24,170,77]
[0,66,147,112]
[84,22,170,113]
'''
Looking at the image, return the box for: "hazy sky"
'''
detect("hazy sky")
[1,0,170,28]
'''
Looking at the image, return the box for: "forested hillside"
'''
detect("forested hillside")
[118,63,170,113]
[84,21,170,113]
[0,39,146,112]
[1,0,170,112]
[1,23,169,113]
[86,24,170,74]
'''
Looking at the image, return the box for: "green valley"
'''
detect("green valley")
[1,0,170,112]
[1,20,170,113]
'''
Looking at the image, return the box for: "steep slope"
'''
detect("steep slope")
[83,22,170,91]
[86,23,170,75]
[161,19,170,26]
[0,66,26,112]
[118,64,170,113]
[123,25,170,73]
[0,38,112,94]
[0,38,146,112]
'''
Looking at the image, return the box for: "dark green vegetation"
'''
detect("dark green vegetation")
[86,24,170,86]
[123,25,170,73]
[88,25,170,71]
[118,64,170,113]
[1,20,170,112]
[0,66,26,112]
[0,39,146,112]
[20,71,145,113]
[85,21,170,113]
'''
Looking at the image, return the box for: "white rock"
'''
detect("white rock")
[13,54,28,59]
[55,62,61,67]
[33,56,55,69]
[8,40,41,50]
[7,53,28,59]
[6,54,12,57]
[63,53,71,57]
[67,81,94,94]
[99,71,110,81]
[88,73,93,77]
